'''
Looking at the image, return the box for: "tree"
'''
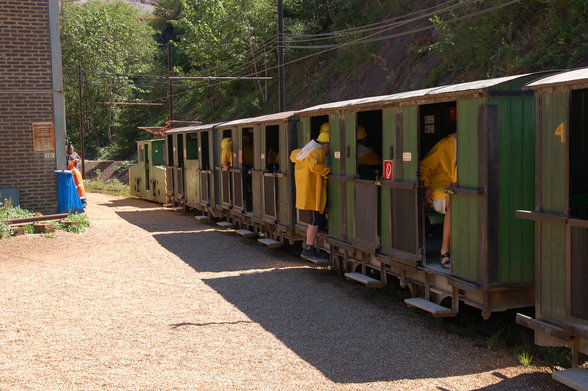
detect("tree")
[61,0,159,158]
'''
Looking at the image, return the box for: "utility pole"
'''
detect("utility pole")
[167,41,174,125]
[277,0,285,112]
[77,64,85,175]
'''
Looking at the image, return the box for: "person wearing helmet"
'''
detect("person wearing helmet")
[419,133,457,269]
[221,137,233,171]
[356,125,381,166]
[290,123,330,259]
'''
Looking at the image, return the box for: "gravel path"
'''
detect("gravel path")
[0,193,568,391]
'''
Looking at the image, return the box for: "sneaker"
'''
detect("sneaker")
[301,246,319,259]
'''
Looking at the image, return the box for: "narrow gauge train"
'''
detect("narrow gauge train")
[133,71,548,318]
[129,68,588,387]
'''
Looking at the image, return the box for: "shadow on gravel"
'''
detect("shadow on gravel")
[201,269,531,385]
[98,197,164,210]
[115,209,208,233]
[111,199,563,388]
[115,209,299,272]
[468,372,559,390]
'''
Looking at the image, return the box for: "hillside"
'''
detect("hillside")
[61,0,587,159]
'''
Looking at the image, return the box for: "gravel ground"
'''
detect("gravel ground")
[0,193,568,391]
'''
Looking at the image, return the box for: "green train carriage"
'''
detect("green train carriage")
[515,68,588,390]
[297,72,552,318]
[129,139,167,204]
[215,112,299,242]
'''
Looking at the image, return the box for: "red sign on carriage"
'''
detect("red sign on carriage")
[383,160,393,181]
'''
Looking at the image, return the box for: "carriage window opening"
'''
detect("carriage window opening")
[201,131,210,170]
[186,133,198,160]
[242,128,254,213]
[357,110,383,180]
[419,101,457,159]
[266,125,280,172]
[177,135,184,167]
[418,101,457,270]
[167,135,174,166]
[311,115,328,142]
[151,140,164,165]
[570,88,588,219]
[138,145,144,163]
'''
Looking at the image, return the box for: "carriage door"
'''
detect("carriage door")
[296,116,328,228]
[220,128,233,209]
[418,102,460,271]
[166,134,174,200]
[380,107,422,266]
[352,110,383,251]
[235,127,254,214]
[569,88,588,325]
[199,131,211,207]
[144,143,150,191]
[262,124,280,222]
[184,132,200,206]
[175,134,185,201]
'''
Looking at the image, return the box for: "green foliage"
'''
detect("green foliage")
[23,225,35,234]
[0,222,10,238]
[114,161,134,174]
[421,0,588,83]
[0,200,35,220]
[516,350,535,367]
[64,213,91,234]
[85,178,131,198]
[61,0,160,159]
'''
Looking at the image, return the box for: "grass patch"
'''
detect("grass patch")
[516,350,535,367]
[85,178,130,197]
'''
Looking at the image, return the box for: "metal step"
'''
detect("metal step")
[216,221,233,228]
[194,215,209,221]
[302,255,333,266]
[258,238,281,248]
[344,272,384,287]
[553,368,588,391]
[404,297,456,317]
[235,229,255,238]
[163,203,174,208]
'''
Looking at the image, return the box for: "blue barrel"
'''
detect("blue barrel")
[55,170,85,213]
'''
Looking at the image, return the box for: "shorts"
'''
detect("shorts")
[433,198,447,214]
[309,210,327,227]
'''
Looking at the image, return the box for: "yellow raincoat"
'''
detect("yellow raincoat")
[357,144,382,165]
[221,137,233,167]
[419,134,457,200]
[290,146,330,212]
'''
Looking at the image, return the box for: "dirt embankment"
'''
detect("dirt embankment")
[83,160,129,185]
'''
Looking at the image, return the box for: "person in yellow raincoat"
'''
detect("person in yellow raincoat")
[356,125,381,166]
[221,137,233,171]
[419,133,457,269]
[290,123,330,259]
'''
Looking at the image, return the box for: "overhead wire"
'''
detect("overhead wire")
[283,0,460,41]
[283,0,478,48]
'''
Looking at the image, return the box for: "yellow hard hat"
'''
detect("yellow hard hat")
[319,122,329,133]
[317,131,330,143]
[357,125,367,140]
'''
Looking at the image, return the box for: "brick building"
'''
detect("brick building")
[0,0,66,214]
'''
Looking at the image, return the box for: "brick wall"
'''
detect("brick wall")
[0,0,58,214]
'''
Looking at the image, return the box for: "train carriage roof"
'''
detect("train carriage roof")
[217,111,297,128]
[296,73,542,115]
[164,122,223,134]
[524,68,588,90]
